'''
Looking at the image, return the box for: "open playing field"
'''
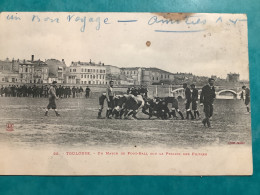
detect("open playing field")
[0,95,251,149]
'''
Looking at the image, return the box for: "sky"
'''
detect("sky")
[0,12,249,80]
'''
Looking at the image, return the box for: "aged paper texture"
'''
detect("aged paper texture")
[0,12,252,175]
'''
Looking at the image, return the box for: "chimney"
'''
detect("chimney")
[31,55,34,62]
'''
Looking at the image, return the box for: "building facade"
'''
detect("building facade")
[45,59,66,84]
[66,61,106,85]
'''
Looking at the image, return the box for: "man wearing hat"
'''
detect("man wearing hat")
[200,78,216,127]
[45,81,60,117]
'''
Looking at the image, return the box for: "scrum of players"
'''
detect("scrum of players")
[97,80,203,121]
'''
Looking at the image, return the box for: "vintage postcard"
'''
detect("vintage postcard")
[0,12,252,175]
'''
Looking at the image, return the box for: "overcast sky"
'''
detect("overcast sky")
[0,12,249,80]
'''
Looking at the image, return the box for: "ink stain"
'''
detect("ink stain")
[154,13,193,21]
[146,41,151,47]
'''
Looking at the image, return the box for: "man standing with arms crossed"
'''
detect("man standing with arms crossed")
[200,78,216,127]
[45,81,60,117]
[106,80,115,119]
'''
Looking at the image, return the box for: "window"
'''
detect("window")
[90,75,92,79]
[85,69,87,72]
[87,75,89,78]
[88,69,90,72]
[25,68,28,72]
[81,75,83,78]
[84,81,86,84]
[81,68,84,72]
[93,69,95,73]
[70,69,72,72]
[93,75,95,79]
[161,75,163,78]
[81,81,83,84]
[97,69,99,73]
[84,75,86,78]
[88,81,91,84]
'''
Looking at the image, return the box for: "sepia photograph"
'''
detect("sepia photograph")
[0,12,252,175]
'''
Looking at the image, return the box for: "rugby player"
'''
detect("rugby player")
[44,81,60,117]
[106,80,115,119]
[97,93,106,119]
[183,83,194,120]
[190,84,200,119]
[241,85,250,113]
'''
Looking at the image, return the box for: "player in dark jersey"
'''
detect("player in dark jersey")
[166,96,184,120]
[241,85,250,113]
[191,84,200,119]
[97,93,107,119]
[183,83,194,120]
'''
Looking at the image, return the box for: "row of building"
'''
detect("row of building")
[0,55,242,86]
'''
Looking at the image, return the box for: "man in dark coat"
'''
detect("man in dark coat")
[200,78,216,127]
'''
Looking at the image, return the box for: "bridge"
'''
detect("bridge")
[170,86,243,100]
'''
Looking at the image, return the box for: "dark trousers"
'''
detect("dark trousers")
[204,103,213,118]
[203,103,213,126]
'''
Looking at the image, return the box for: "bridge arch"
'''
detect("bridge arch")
[171,88,185,100]
[217,89,237,95]
[217,89,238,99]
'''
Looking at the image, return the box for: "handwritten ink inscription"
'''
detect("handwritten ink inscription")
[5,13,247,33]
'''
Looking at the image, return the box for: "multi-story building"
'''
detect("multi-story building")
[19,55,49,84]
[0,58,12,72]
[66,60,106,85]
[142,68,175,85]
[227,73,240,82]
[45,59,66,83]
[120,67,174,85]
[120,67,143,85]
[0,72,19,83]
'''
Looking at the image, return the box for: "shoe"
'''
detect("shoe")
[202,120,206,127]
[44,112,48,116]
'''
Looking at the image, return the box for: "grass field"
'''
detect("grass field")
[0,95,252,149]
